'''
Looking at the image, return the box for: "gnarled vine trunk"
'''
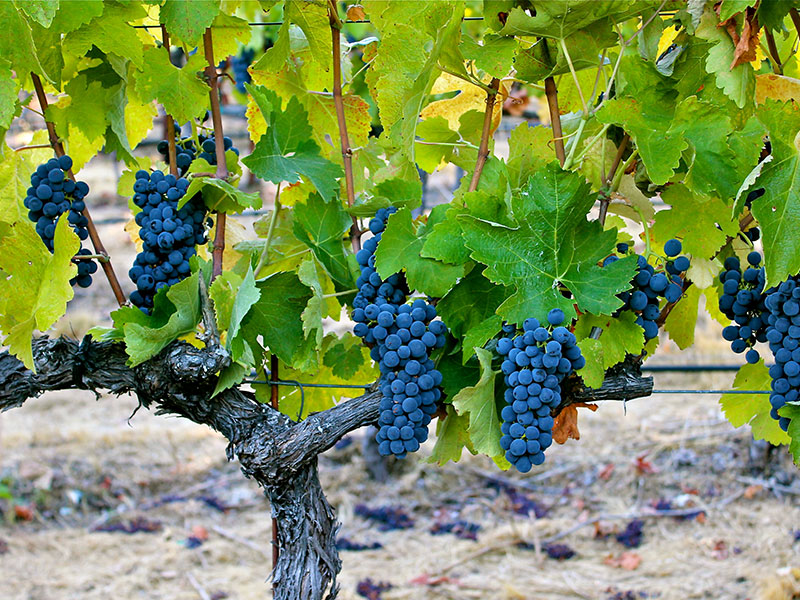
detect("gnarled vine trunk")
[0,336,652,599]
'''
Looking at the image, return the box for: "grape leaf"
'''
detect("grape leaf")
[0,217,78,370]
[242,85,343,202]
[297,255,337,346]
[239,271,313,366]
[652,184,738,259]
[375,207,465,298]
[664,284,700,349]
[460,163,637,324]
[348,177,422,218]
[0,3,50,83]
[696,10,755,108]
[63,2,146,69]
[227,266,260,351]
[574,311,645,370]
[184,176,261,213]
[134,48,210,124]
[209,271,242,333]
[49,0,103,34]
[211,361,249,398]
[751,99,800,286]
[721,361,790,445]
[499,0,642,39]
[293,193,353,288]
[464,34,517,78]
[451,347,504,460]
[429,405,474,465]
[111,272,202,366]
[322,333,366,379]
[160,0,220,45]
[17,0,59,28]
[506,122,553,189]
[576,337,604,388]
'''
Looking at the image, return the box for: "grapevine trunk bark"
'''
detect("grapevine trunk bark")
[0,336,653,600]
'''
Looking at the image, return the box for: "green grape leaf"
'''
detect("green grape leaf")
[597,97,686,186]
[322,335,366,379]
[209,271,242,332]
[284,0,331,70]
[0,62,18,132]
[574,311,645,370]
[255,333,376,420]
[664,284,700,349]
[575,337,605,388]
[429,405,474,465]
[209,13,251,61]
[506,122,553,189]
[0,217,78,371]
[414,116,460,173]
[695,10,755,108]
[375,207,465,297]
[463,33,518,78]
[62,2,146,69]
[779,403,800,465]
[160,0,220,45]
[50,0,103,34]
[297,255,337,346]
[451,347,504,460]
[499,0,642,39]
[653,184,738,259]
[437,266,509,360]
[184,176,261,213]
[211,361,249,398]
[111,272,202,366]
[227,266,260,352]
[751,100,800,286]
[0,137,51,226]
[293,193,353,288]
[722,361,790,445]
[460,164,637,324]
[135,48,210,124]
[348,177,423,218]
[242,85,343,202]
[0,3,50,83]
[239,271,313,365]
[17,0,59,28]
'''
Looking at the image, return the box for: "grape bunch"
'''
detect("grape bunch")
[764,277,800,432]
[156,133,238,176]
[231,47,255,94]
[352,208,448,458]
[23,154,96,288]
[128,170,210,313]
[743,189,763,243]
[719,253,771,364]
[496,308,586,473]
[605,239,690,341]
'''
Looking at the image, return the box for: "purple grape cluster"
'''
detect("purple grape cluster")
[24,154,96,288]
[157,133,238,176]
[764,276,800,432]
[496,308,585,472]
[128,170,210,313]
[352,208,448,458]
[719,252,771,364]
[605,239,690,340]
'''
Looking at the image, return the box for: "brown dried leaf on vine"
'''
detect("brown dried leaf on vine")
[346,4,367,21]
[552,402,597,444]
[722,7,760,69]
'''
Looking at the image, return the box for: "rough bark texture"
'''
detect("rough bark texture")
[0,336,653,600]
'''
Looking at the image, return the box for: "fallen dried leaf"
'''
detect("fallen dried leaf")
[604,551,641,570]
[598,463,615,481]
[633,454,657,475]
[14,505,33,521]
[409,573,460,586]
[744,484,763,499]
[711,540,729,560]
[722,8,760,69]
[552,403,597,444]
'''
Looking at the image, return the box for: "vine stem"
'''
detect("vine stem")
[30,72,127,307]
[161,26,179,177]
[269,352,280,588]
[598,134,630,226]
[202,28,229,280]
[764,28,783,75]
[468,77,501,192]
[544,76,566,166]
[328,0,361,252]
[791,8,800,43]
[254,184,282,276]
